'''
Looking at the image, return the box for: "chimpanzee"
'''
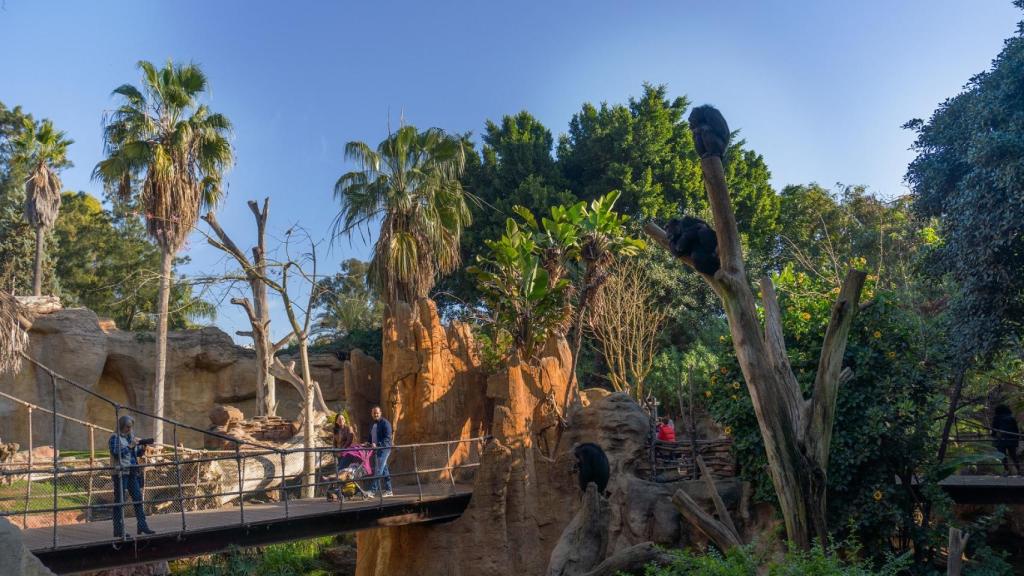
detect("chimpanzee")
[665,216,720,275]
[573,442,610,495]
[689,105,730,159]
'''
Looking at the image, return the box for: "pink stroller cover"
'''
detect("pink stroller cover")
[338,446,373,475]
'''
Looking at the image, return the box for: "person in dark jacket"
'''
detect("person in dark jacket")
[367,406,393,497]
[108,415,155,537]
[991,404,1021,475]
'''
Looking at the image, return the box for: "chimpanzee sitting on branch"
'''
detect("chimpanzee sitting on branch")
[665,216,720,275]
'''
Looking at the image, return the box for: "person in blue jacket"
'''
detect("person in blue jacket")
[367,406,393,497]
[108,415,155,537]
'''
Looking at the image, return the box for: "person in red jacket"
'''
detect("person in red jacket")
[656,417,676,442]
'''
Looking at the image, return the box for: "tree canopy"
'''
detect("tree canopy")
[906,4,1024,365]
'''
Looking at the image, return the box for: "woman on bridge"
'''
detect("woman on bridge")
[108,415,155,538]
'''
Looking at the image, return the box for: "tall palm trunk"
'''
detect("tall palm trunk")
[32,226,44,297]
[153,248,174,445]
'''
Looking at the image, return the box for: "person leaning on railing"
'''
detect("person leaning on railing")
[108,415,156,538]
[327,412,358,501]
[367,406,393,498]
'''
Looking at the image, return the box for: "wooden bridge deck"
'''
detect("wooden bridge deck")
[26,484,472,574]
[939,474,1024,504]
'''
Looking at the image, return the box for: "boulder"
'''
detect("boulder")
[208,405,243,427]
[0,516,56,575]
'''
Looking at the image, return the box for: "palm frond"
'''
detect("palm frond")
[333,124,470,303]
[96,59,233,252]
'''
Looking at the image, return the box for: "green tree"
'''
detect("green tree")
[469,218,569,360]
[0,102,36,294]
[555,83,779,259]
[12,118,72,296]
[905,2,1024,366]
[53,191,215,330]
[778,185,932,291]
[333,125,470,306]
[439,113,575,314]
[94,60,233,443]
[703,265,982,568]
[311,258,382,341]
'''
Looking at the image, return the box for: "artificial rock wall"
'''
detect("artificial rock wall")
[0,307,347,449]
[350,299,750,576]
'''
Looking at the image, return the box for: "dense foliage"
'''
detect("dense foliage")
[53,192,214,329]
[644,542,908,576]
[905,2,1024,365]
[0,101,40,293]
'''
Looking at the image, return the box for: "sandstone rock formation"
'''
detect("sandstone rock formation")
[0,307,350,449]
[352,298,748,576]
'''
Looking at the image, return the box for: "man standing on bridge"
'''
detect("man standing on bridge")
[368,406,393,497]
[108,415,156,538]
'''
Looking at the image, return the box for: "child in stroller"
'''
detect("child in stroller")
[328,445,373,501]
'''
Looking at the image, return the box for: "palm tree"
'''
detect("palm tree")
[333,125,470,306]
[0,289,27,375]
[14,118,73,296]
[94,60,232,444]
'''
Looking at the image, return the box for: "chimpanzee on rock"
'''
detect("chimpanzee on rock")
[665,216,720,275]
[689,105,730,159]
[573,442,610,496]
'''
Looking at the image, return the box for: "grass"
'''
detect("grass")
[170,536,340,576]
[0,478,91,513]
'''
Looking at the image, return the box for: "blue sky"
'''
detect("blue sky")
[1,1,1019,342]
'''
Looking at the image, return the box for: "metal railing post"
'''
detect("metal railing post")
[412,445,422,502]
[316,449,323,498]
[141,458,148,522]
[173,424,186,532]
[86,426,95,521]
[193,456,201,512]
[113,405,124,541]
[235,442,244,524]
[445,441,455,491]
[51,373,58,548]
[24,406,33,526]
[280,451,289,518]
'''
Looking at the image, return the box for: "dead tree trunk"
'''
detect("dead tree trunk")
[202,199,276,416]
[547,483,610,576]
[671,455,743,551]
[645,148,866,549]
[947,527,968,576]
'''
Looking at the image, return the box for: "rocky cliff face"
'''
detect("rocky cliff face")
[0,307,347,449]
[352,299,748,576]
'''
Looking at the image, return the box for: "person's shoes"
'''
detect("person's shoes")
[138,527,156,536]
[364,491,376,499]
[382,490,394,497]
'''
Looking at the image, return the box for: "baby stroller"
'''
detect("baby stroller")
[327,446,373,501]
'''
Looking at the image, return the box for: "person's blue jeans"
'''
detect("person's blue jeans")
[111,473,150,536]
[371,447,392,493]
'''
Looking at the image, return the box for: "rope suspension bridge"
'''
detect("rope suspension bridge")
[0,353,486,574]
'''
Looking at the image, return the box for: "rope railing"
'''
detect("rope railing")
[1,352,488,551]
